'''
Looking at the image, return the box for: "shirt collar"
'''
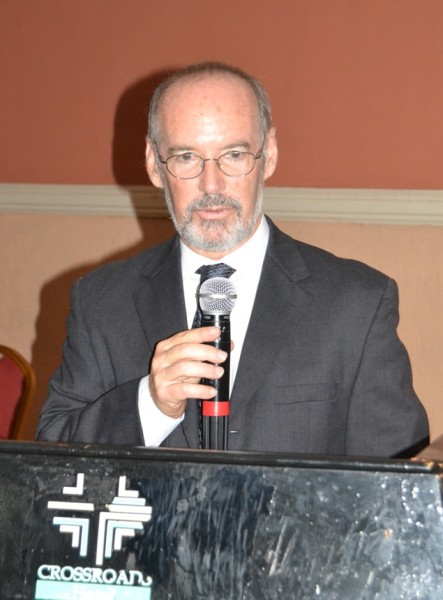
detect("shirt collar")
[181,215,269,281]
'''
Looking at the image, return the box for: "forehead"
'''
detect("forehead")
[157,74,261,146]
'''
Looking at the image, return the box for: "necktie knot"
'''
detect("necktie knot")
[196,263,236,284]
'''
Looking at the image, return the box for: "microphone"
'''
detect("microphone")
[198,277,237,450]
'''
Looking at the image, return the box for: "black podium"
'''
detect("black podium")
[1,441,443,599]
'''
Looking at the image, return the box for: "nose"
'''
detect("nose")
[198,159,226,195]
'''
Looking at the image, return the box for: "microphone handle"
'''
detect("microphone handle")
[201,313,230,450]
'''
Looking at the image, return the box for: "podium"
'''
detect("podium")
[1,440,443,599]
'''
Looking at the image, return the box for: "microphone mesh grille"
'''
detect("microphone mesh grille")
[199,277,237,314]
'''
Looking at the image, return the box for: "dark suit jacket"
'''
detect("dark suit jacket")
[36,217,429,457]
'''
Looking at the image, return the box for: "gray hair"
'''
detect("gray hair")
[147,62,272,144]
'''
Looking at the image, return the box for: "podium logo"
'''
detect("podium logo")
[35,474,153,600]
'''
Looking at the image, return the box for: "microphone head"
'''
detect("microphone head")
[198,277,237,315]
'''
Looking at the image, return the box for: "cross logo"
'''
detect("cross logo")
[47,474,152,565]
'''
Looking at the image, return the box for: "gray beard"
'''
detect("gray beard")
[164,190,263,254]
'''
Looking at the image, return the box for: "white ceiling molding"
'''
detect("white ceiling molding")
[1,183,443,225]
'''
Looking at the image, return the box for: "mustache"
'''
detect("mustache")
[186,194,242,214]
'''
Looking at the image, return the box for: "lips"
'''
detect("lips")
[185,194,242,223]
[196,207,232,218]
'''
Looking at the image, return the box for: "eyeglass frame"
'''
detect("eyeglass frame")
[153,141,265,180]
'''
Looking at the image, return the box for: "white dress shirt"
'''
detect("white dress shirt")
[138,215,270,446]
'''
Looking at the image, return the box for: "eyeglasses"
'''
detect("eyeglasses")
[154,142,264,180]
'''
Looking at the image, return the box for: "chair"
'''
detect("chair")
[0,345,36,439]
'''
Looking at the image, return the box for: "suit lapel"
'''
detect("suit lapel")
[230,221,313,416]
[132,236,198,448]
[133,236,187,348]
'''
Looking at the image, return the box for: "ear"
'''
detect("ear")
[263,127,278,181]
[145,138,164,189]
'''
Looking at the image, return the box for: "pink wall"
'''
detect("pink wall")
[2,0,443,188]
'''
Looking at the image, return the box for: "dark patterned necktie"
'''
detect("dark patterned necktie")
[192,263,236,328]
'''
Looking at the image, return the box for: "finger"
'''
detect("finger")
[168,361,224,383]
[151,378,218,417]
[154,340,227,373]
[167,380,219,402]
[159,326,222,352]
[150,356,224,406]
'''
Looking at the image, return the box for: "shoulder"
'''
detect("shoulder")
[73,236,178,301]
[300,239,388,285]
[266,217,392,296]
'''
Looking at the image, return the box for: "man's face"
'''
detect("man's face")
[146,75,277,258]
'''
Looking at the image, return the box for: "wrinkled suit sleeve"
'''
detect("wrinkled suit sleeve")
[345,278,428,457]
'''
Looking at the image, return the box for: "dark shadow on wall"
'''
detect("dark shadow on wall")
[112,68,173,186]
[26,69,180,439]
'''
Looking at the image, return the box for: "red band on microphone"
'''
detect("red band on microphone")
[202,401,230,417]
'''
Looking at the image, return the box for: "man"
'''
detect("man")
[36,62,429,457]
